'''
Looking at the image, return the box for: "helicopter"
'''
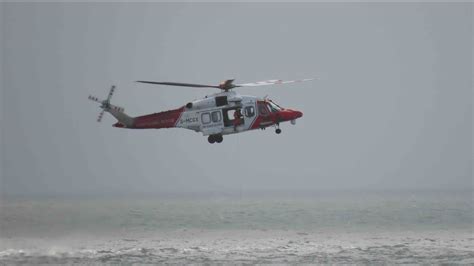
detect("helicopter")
[88,78,314,143]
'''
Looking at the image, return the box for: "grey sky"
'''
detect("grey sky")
[1,3,472,196]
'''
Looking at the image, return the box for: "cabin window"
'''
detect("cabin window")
[245,106,255,117]
[201,113,211,124]
[211,111,221,122]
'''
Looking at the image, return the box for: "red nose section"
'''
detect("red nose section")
[279,109,303,121]
[294,110,303,119]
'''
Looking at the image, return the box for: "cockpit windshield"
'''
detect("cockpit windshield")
[266,101,282,113]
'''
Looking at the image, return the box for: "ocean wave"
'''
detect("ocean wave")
[1,235,473,264]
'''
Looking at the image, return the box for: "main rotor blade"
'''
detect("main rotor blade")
[136,81,220,88]
[236,78,316,87]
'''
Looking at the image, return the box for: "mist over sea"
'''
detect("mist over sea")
[1,189,472,264]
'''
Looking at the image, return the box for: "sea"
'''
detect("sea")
[0,190,472,264]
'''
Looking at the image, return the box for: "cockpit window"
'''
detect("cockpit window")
[266,101,281,113]
[258,102,269,115]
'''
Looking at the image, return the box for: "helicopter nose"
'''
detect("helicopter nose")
[289,109,303,120]
[280,109,303,121]
[294,110,303,119]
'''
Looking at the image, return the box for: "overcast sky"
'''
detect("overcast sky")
[1,3,472,197]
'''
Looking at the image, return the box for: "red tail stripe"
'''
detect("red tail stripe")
[133,107,185,129]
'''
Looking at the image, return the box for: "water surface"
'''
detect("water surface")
[1,190,472,263]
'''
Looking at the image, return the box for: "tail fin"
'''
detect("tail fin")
[88,85,134,127]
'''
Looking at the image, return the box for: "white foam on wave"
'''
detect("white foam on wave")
[1,229,473,264]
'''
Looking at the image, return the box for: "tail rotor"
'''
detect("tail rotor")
[97,109,105,122]
[106,85,116,102]
[88,85,124,123]
[87,95,101,103]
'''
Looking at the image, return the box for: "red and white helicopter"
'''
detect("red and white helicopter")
[88,78,314,143]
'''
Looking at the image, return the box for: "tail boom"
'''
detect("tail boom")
[89,85,186,130]
[107,105,134,128]
[127,107,185,129]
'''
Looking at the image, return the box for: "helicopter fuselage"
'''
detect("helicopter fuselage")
[112,91,303,142]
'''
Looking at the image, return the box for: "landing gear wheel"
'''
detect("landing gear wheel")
[275,128,282,134]
[208,135,216,144]
[216,135,223,143]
